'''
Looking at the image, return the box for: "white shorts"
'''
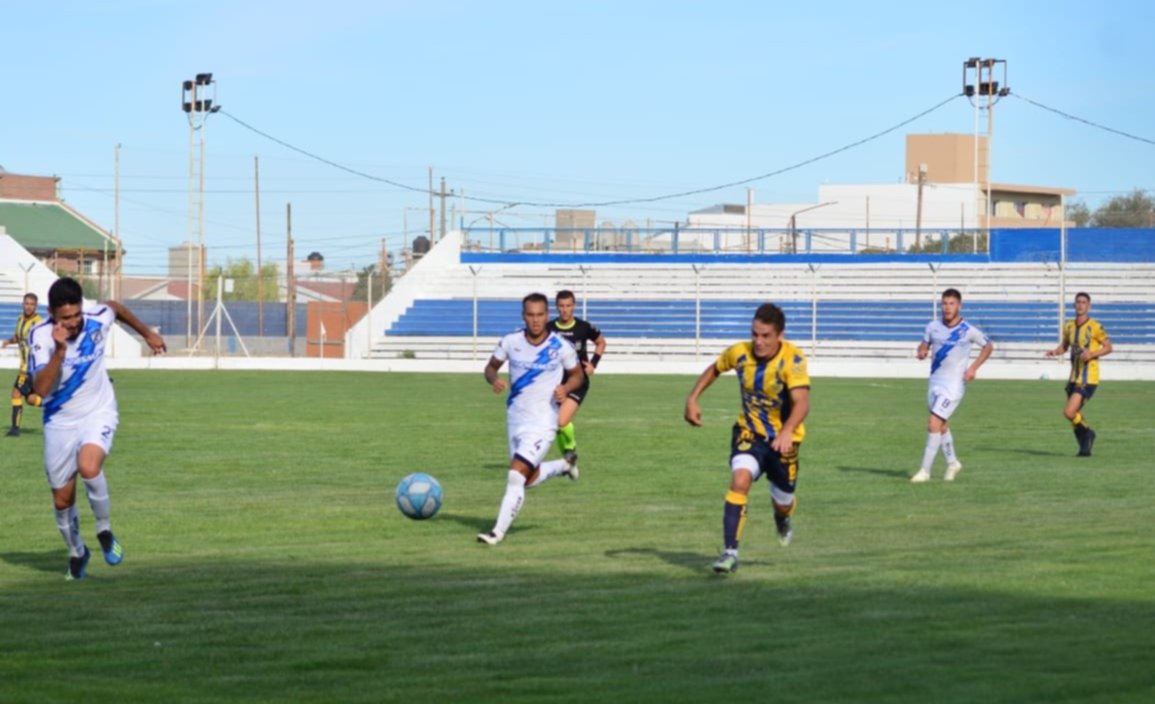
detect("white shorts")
[43,413,118,489]
[927,385,963,421]
[508,425,555,469]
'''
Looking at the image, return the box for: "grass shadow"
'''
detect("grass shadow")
[434,512,541,539]
[837,465,911,479]
[604,547,774,574]
[0,549,64,574]
[430,512,493,533]
[991,447,1070,457]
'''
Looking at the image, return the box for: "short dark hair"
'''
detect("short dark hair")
[555,290,575,303]
[48,277,84,310]
[23,292,38,304]
[942,288,962,302]
[522,292,549,312]
[1075,291,1091,302]
[753,303,786,332]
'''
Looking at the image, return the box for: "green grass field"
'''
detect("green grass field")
[1,371,1153,703]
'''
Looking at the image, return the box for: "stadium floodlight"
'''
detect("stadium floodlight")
[962,57,1009,236]
[180,72,220,349]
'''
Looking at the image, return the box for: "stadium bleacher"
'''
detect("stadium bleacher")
[366,245,1155,363]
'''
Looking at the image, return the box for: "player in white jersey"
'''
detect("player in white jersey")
[477,292,584,545]
[28,277,166,580]
[911,288,993,483]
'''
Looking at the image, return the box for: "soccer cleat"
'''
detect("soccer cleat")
[712,551,739,574]
[1079,429,1096,457]
[944,461,963,482]
[477,531,503,546]
[775,516,794,547]
[97,530,123,566]
[562,450,580,481]
[5,427,18,437]
[66,546,92,581]
[910,468,931,483]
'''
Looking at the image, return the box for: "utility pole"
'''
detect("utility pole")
[962,58,1009,234]
[286,203,296,357]
[439,177,448,242]
[915,163,927,249]
[745,188,753,253]
[428,167,435,247]
[114,143,122,301]
[385,236,395,289]
[254,155,264,336]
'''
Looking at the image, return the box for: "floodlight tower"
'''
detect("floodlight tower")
[962,58,1010,234]
[181,72,220,347]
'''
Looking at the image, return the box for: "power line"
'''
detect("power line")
[219,111,431,196]
[1012,93,1155,148]
[219,95,961,210]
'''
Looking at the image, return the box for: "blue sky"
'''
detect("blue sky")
[3,0,1153,274]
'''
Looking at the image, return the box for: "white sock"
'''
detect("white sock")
[920,432,943,471]
[83,472,112,534]
[527,459,568,488]
[940,430,959,465]
[492,471,526,537]
[55,505,85,558]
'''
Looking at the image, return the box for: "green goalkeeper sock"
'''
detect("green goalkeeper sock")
[556,422,577,453]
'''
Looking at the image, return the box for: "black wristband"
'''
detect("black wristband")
[590,353,602,368]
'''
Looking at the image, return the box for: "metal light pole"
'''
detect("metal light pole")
[962,58,1009,237]
[182,72,220,347]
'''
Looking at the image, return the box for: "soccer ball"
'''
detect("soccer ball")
[395,472,443,520]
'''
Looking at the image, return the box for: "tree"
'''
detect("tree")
[1066,200,1092,227]
[1090,189,1155,228]
[905,231,988,254]
[351,264,390,305]
[205,259,280,301]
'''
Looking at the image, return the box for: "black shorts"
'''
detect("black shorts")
[565,373,591,405]
[729,425,799,494]
[13,372,33,398]
[1065,382,1097,401]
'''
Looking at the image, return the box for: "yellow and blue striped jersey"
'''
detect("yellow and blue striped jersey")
[714,339,810,442]
[1063,317,1109,385]
[14,313,43,373]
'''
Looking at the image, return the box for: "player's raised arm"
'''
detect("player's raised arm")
[684,363,720,427]
[106,300,166,355]
[30,324,69,399]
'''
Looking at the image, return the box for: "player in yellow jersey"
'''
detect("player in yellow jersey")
[1046,292,1112,457]
[684,303,810,574]
[2,293,44,437]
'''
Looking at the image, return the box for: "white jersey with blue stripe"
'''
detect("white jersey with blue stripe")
[492,330,579,432]
[923,318,989,398]
[28,306,119,427]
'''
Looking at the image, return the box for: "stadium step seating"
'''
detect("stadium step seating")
[368,257,1155,363]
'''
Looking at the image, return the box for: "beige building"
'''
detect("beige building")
[905,133,1074,228]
